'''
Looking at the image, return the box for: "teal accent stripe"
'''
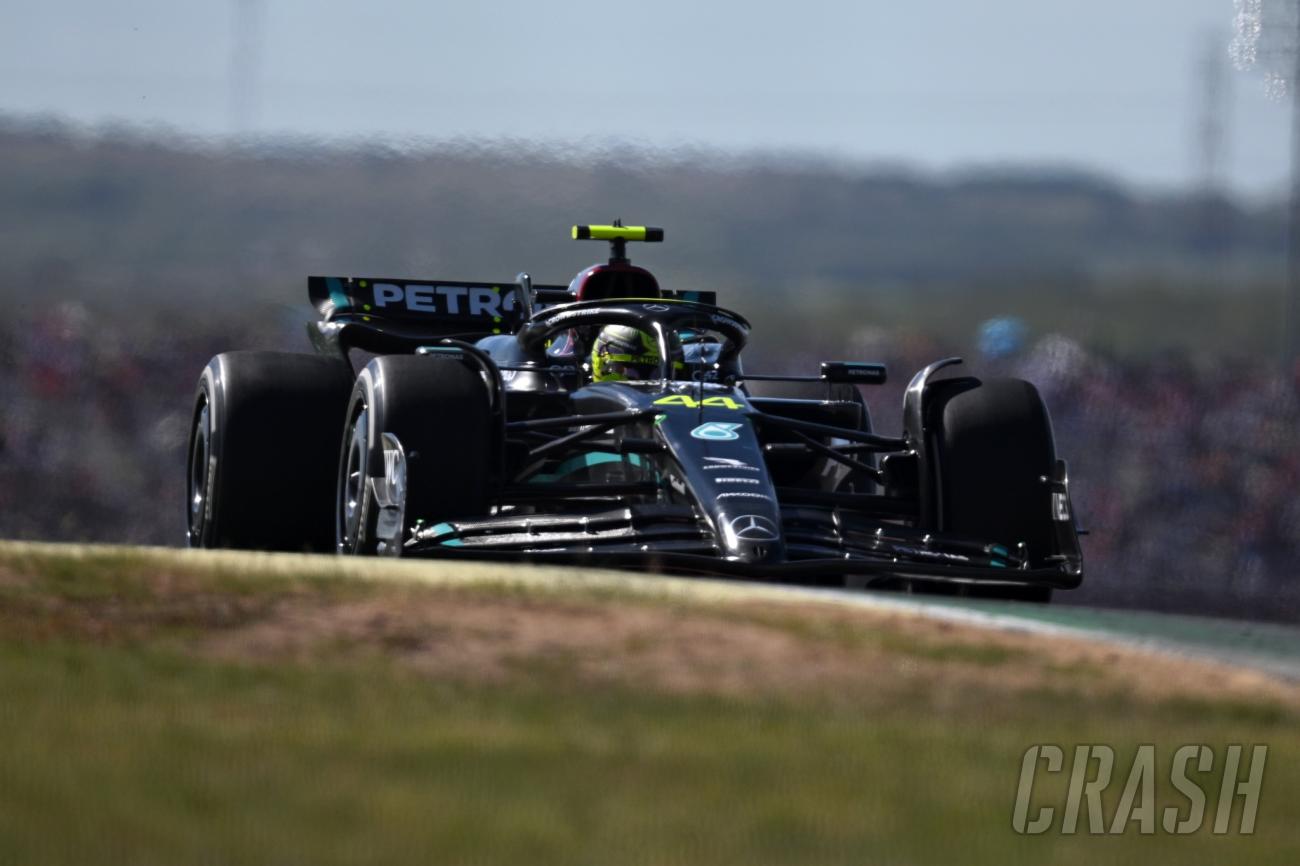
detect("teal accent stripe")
[428,522,463,546]
[325,277,351,311]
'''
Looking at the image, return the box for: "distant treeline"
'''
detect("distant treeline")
[0,118,1288,358]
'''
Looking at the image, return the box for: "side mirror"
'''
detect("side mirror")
[820,362,887,385]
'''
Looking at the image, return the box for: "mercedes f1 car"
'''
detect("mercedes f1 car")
[187,224,1084,600]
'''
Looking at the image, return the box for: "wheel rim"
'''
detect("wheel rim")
[337,403,369,553]
[187,399,211,545]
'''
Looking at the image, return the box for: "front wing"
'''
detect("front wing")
[404,502,1083,590]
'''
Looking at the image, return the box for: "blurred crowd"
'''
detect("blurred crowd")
[1,303,1296,619]
[0,303,285,545]
[1017,334,1298,616]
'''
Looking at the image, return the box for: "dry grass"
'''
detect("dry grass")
[0,542,1294,710]
[2,542,1298,866]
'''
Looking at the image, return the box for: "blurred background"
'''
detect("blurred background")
[0,0,1297,619]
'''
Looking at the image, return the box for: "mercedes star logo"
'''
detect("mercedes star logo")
[729,514,779,541]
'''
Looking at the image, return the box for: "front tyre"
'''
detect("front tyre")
[336,355,494,555]
[927,377,1059,603]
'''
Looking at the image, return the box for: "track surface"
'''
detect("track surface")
[774,586,1300,682]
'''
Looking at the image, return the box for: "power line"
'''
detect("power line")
[1194,30,1232,261]
[1233,0,1300,373]
[229,0,265,136]
[1198,32,1230,196]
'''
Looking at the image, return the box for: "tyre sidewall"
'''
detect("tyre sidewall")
[187,351,353,551]
[927,377,1057,565]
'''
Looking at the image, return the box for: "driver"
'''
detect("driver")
[590,325,663,382]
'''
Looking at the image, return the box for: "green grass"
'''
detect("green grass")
[0,543,1297,865]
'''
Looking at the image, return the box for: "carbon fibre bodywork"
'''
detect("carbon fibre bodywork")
[403,377,1083,592]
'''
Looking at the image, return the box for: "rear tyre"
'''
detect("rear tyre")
[337,355,494,555]
[187,351,354,551]
[928,377,1057,603]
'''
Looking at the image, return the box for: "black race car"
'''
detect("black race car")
[187,224,1083,600]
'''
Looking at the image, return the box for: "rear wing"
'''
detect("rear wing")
[309,276,570,334]
[307,275,718,355]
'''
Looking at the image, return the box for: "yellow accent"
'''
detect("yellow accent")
[362,304,372,311]
[573,225,650,241]
[492,285,500,293]
[359,280,368,288]
[652,395,743,410]
[703,396,743,410]
[493,328,502,334]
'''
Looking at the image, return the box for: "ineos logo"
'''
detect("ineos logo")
[729,514,778,541]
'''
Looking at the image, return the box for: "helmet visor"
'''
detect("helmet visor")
[600,353,660,381]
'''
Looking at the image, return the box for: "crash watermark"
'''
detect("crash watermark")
[1012,744,1267,835]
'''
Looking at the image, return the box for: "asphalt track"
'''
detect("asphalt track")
[3,542,1298,682]
[774,586,1300,683]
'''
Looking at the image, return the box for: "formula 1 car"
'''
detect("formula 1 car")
[187,224,1083,600]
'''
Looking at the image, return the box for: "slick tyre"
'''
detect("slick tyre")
[927,377,1058,603]
[336,355,494,555]
[188,351,354,551]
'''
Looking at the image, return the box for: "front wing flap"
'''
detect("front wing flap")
[405,503,1081,590]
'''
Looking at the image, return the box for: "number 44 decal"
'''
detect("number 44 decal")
[653,395,743,410]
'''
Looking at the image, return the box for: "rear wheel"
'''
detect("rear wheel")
[927,377,1058,602]
[187,351,353,550]
[337,355,495,555]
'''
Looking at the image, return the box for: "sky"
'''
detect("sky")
[0,0,1291,196]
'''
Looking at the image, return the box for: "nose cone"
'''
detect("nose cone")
[651,399,786,565]
[719,512,784,564]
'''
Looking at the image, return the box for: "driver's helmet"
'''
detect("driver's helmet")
[591,325,662,382]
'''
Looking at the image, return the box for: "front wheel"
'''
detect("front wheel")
[337,355,495,555]
[927,377,1060,603]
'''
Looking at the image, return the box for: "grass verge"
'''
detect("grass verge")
[0,542,1296,865]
